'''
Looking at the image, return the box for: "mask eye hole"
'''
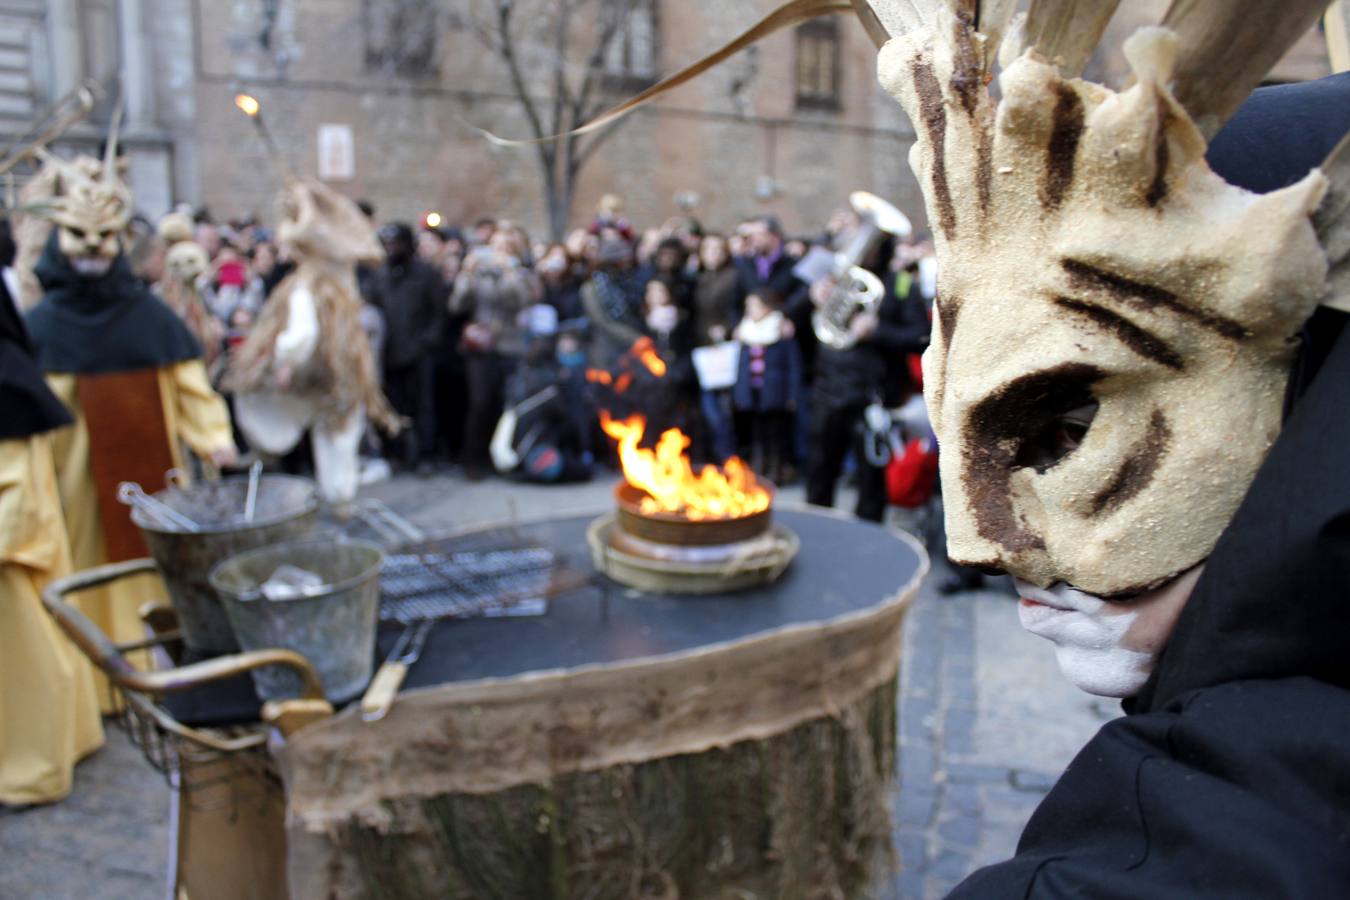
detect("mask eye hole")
[1014,401,1099,472]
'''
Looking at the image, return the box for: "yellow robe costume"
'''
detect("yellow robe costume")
[46,360,233,710]
[0,432,103,804]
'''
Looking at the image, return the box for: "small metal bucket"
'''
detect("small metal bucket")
[209,539,384,704]
[132,475,319,654]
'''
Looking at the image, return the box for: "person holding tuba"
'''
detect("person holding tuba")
[804,194,929,523]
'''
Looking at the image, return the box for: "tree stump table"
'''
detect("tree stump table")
[274,506,927,899]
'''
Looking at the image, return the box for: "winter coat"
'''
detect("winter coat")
[812,283,928,409]
[449,258,537,357]
[371,256,448,369]
[692,265,739,346]
[732,338,801,412]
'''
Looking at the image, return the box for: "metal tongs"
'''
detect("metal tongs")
[360,619,433,722]
[117,482,201,532]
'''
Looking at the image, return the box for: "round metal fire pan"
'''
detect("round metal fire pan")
[613,481,774,547]
[609,525,779,565]
[588,515,799,595]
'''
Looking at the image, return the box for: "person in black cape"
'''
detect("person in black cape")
[949,71,1350,899]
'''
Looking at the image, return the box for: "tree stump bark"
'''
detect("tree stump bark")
[325,675,897,900]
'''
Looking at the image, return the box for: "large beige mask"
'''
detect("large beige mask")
[875,5,1344,597]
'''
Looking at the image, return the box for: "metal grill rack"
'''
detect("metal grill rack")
[379,526,595,624]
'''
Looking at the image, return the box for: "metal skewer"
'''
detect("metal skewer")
[117,482,201,532]
[244,460,263,522]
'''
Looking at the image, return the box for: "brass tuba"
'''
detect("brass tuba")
[812,190,912,350]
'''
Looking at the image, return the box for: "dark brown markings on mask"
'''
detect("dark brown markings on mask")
[1053,297,1184,370]
[963,363,1106,553]
[1041,83,1084,211]
[950,8,984,117]
[913,59,957,238]
[1090,409,1171,517]
[1145,96,1171,208]
[1061,258,1250,341]
[937,293,962,353]
[976,127,994,217]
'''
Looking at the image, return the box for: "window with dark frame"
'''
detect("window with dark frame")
[795,17,841,110]
[363,0,441,79]
[603,0,659,87]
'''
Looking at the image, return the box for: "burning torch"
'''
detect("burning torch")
[234,92,296,182]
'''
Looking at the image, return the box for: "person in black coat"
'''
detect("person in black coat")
[805,238,929,523]
[371,222,448,472]
[950,72,1350,899]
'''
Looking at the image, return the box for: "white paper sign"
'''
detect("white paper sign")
[317,124,355,182]
[692,341,740,390]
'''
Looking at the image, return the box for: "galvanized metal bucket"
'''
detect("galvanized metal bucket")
[209,539,384,704]
[132,475,319,654]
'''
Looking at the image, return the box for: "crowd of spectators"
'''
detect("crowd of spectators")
[139,194,938,520]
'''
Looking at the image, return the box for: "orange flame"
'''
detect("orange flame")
[601,411,770,521]
[586,368,612,386]
[631,336,667,377]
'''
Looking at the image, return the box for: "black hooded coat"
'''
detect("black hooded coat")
[25,231,200,375]
[0,275,72,440]
[949,74,1350,898]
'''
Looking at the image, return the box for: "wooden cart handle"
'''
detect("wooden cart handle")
[42,558,330,702]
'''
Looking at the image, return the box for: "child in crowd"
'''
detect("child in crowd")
[732,288,799,483]
[643,277,691,359]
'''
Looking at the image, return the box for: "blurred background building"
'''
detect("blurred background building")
[0,0,1338,236]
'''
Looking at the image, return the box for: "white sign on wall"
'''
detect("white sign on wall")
[317,124,355,182]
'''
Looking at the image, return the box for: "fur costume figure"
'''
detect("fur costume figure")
[225,179,398,505]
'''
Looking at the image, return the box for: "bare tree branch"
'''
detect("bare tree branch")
[494,2,549,144]
[470,0,646,237]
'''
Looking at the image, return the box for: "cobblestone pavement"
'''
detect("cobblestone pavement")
[0,472,1111,899]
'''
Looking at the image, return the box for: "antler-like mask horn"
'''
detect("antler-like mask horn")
[871,0,1344,596]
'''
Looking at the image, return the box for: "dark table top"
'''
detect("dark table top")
[166,506,924,726]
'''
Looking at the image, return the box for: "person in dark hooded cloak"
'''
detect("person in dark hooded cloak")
[945,62,1350,900]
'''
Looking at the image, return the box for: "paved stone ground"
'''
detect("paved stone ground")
[0,472,1111,899]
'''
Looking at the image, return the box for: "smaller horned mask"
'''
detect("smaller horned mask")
[164,240,209,286]
[870,1,1347,597]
